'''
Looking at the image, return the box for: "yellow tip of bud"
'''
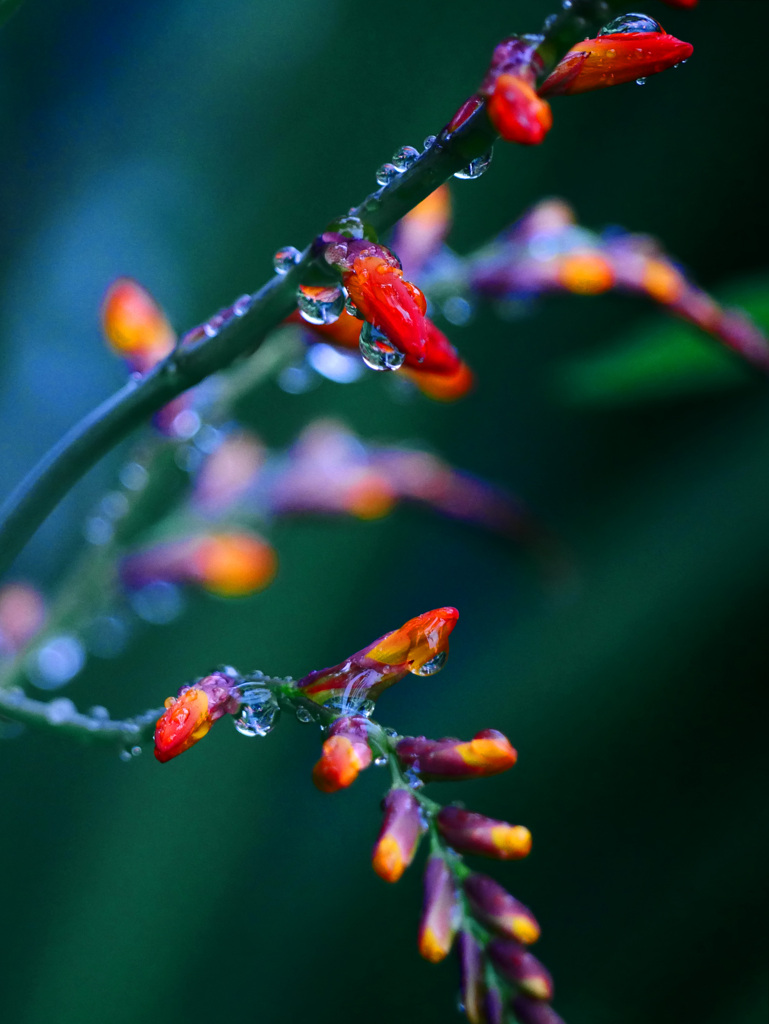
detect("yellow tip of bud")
[490,824,532,859]
[418,926,450,963]
[510,915,541,945]
[372,835,406,883]
[558,252,614,295]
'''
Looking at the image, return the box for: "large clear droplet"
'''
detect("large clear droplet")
[453,150,493,180]
[295,705,315,724]
[297,284,345,326]
[391,145,420,172]
[273,246,302,274]
[410,650,447,677]
[599,13,662,36]
[234,687,281,737]
[322,695,376,719]
[359,321,405,372]
[423,135,437,151]
[375,163,399,186]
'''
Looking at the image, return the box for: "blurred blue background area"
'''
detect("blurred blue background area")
[0,2,767,1023]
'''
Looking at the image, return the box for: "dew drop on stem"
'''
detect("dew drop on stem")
[391,145,420,172]
[453,151,493,181]
[297,284,345,326]
[273,246,302,274]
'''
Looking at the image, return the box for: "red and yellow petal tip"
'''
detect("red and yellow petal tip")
[154,688,211,763]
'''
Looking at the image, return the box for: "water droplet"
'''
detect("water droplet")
[297,284,345,326]
[599,13,662,35]
[418,805,431,829]
[170,409,201,440]
[345,295,364,319]
[359,321,405,372]
[295,705,315,724]
[391,145,420,172]
[174,444,203,472]
[100,491,130,520]
[326,215,370,240]
[277,363,319,395]
[119,462,149,491]
[131,745,142,757]
[374,755,387,767]
[84,516,113,546]
[130,581,185,625]
[88,705,110,720]
[273,246,302,274]
[635,77,647,85]
[322,695,376,718]
[119,749,133,762]
[410,650,447,677]
[203,322,219,338]
[46,696,77,724]
[232,294,253,317]
[234,688,280,737]
[375,163,399,186]
[405,767,425,790]
[383,727,399,739]
[28,636,86,690]
[423,135,437,150]
[561,0,572,9]
[307,343,364,384]
[453,150,493,180]
[544,13,557,29]
[442,296,474,326]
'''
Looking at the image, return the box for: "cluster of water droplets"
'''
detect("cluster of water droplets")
[375,144,420,187]
[454,150,493,181]
[178,294,254,346]
[359,321,406,372]
[234,684,281,738]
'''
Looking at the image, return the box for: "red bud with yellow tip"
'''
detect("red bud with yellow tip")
[511,997,567,1024]
[437,806,532,860]
[464,873,541,944]
[101,278,176,372]
[154,672,240,763]
[372,789,424,883]
[396,729,517,782]
[312,716,373,793]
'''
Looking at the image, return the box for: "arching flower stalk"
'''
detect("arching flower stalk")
[152,608,565,1023]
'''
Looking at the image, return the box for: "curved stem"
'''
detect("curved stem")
[0,0,613,577]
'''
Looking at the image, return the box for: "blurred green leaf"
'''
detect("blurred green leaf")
[557,277,769,407]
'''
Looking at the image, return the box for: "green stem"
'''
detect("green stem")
[0,0,612,577]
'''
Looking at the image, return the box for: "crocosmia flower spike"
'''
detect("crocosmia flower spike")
[418,856,459,962]
[539,15,693,97]
[101,277,176,373]
[296,607,458,707]
[312,715,373,793]
[396,729,517,781]
[154,671,241,762]
[372,789,425,883]
[437,806,532,860]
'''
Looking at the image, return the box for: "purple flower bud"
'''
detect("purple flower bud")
[464,873,540,944]
[418,856,459,962]
[511,996,567,1024]
[488,939,554,1001]
[372,789,424,883]
[437,806,532,860]
[457,931,485,1024]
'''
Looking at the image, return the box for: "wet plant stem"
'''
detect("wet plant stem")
[0,0,613,578]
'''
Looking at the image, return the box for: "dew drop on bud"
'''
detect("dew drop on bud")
[273,246,302,274]
[375,163,399,186]
[374,755,387,767]
[391,145,420,172]
[635,77,647,85]
[599,13,662,36]
[410,650,447,677]
[359,321,405,372]
[453,150,493,181]
[295,705,314,724]
[423,135,437,150]
[296,284,345,326]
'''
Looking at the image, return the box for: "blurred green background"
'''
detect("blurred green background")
[1,1,768,1023]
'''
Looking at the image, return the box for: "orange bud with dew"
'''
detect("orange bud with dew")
[539,16,693,97]
[487,75,552,145]
[367,606,459,675]
[343,254,428,364]
[101,278,176,371]
[154,688,211,763]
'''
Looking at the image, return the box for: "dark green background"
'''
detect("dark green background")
[1,2,767,1023]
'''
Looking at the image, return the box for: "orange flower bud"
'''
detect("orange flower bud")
[372,789,424,883]
[557,252,614,294]
[154,688,212,763]
[367,606,459,675]
[192,533,277,597]
[343,255,428,364]
[539,19,693,97]
[101,278,176,371]
[487,75,552,145]
[312,716,373,793]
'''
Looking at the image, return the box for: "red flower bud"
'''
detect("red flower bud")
[464,873,540,944]
[488,940,554,1001]
[418,856,459,962]
[437,806,532,860]
[154,672,241,763]
[101,278,175,372]
[487,74,553,145]
[343,254,429,364]
[396,729,517,781]
[539,23,693,97]
[372,789,424,883]
[312,716,373,793]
